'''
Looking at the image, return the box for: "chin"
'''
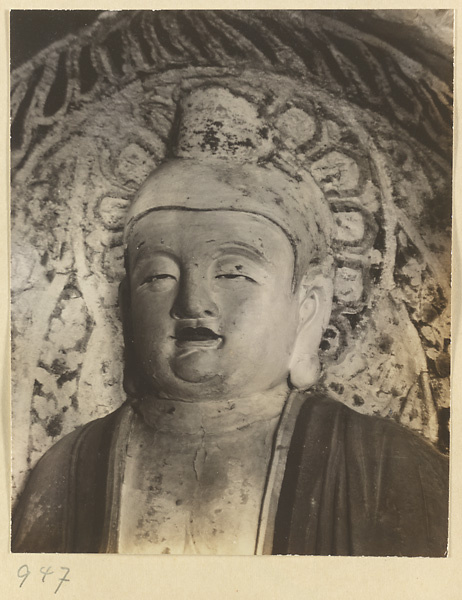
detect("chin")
[152,372,264,401]
[144,352,289,400]
[150,371,227,401]
[170,349,222,382]
[153,372,288,402]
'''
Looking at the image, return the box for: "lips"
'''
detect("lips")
[174,327,223,348]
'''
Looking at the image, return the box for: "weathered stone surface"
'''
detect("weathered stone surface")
[333,211,365,244]
[275,107,316,149]
[310,152,360,195]
[116,145,158,187]
[98,197,131,230]
[177,87,274,160]
[334,267,363,304]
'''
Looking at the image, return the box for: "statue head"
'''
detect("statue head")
[120,87,334,401]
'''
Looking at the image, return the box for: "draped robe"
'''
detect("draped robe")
[12,392,448,556]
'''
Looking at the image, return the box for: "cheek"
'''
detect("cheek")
[217,287,266,325]
[130,293,174,341]
[219,286,298,340]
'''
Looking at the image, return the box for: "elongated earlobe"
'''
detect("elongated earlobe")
[288,274,333,390]
[288,353,321,390]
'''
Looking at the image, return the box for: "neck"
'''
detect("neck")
[132,383,290,434]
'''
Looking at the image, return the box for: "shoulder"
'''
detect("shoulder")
[292,390,448,556]
[17,404,126,496]
[12,404,131,553]
[296,390,448,471]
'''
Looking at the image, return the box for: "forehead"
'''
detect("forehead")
[127,209,295,264]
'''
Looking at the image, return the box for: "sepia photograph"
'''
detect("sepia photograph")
[9,9,452,557]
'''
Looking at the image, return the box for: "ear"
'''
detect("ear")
[119,277,142,398]
[288,272,333,390]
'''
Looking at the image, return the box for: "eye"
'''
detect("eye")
[142,274,177,285]
[215,273,257,283]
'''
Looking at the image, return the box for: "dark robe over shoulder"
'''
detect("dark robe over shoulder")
[11,393,449,556]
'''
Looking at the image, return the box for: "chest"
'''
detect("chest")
[117,416,279,554]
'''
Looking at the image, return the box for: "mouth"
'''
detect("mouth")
[173,327,224,348]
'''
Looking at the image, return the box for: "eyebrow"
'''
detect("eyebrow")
[214,242,269,263]
[129,240,269,271]
[130,245,177,269]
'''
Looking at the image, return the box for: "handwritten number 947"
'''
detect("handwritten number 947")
[17,565,70,594]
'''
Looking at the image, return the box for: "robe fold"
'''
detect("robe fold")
[12,392,449,556]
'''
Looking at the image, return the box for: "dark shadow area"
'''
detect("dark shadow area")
[10,10,103,69]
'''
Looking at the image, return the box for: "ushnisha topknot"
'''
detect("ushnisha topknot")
[123,86,333,284]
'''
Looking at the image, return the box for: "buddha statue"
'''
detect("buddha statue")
[12,87,448,556]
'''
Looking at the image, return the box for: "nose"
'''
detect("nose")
[170,267,218,319]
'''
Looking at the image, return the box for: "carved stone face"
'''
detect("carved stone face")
[125,209,302,400]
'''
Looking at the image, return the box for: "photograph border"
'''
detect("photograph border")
[2,2,461,598]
